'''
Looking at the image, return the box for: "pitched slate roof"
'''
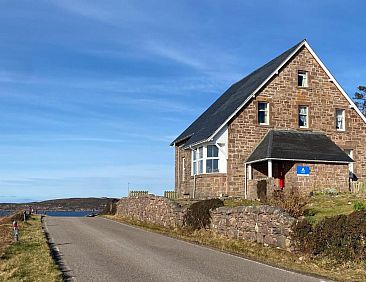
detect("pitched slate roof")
[171,40,305,147]
[246,130,353,163]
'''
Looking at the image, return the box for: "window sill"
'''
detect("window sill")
[258,124,272,128]
[298,127,311,131]
[336,129,346,133]
[191,172,227,178]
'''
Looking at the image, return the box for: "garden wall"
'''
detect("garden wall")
[210,205,297,250]
[116,196,297,251]
[116,196,185,227]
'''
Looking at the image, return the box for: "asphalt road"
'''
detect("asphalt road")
[45,216,328,282]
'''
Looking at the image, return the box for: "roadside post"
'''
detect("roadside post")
[12,220,19,243]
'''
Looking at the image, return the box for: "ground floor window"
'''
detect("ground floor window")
[192,147,203,175]
[192,145,220,175]
[206,145,219,173]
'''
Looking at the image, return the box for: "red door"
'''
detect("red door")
[278,164,285,189]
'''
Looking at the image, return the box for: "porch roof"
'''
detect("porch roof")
[246,130,353,164]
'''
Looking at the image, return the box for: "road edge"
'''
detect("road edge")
[101,216,331,282]
[41,216,77,282]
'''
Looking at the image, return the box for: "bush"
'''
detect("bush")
[292,211,366,261]
[183,199,224,230]
[353,201,365,211]
[267,188,309,218]
[323,188,338,195]
[292,219,314,253]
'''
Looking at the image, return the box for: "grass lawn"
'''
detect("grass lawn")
[104,214,366,282]
[0,222,12,256]
[0,216,61,282]
[305,192,366,224]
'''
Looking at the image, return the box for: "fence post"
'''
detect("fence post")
[12,220,19,243]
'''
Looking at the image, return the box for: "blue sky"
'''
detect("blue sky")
[0,1,365,202]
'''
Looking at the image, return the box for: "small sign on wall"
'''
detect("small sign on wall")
[297,166,310,176]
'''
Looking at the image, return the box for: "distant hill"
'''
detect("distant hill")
[0,197,119,212]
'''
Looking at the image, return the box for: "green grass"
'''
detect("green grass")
[104,214,366,281]
[305,193,366,224]
[0,216,61,282]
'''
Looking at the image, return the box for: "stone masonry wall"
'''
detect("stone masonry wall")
[175,145,228,198]
[175,45,366,198]
[284,162,349,193]
[116,196,185,227]
[116,195,297,251]
[227,45,366,194]
[248,162,349,199]
[210,205,297,250]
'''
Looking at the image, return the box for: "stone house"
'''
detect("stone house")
[171,39,366,199]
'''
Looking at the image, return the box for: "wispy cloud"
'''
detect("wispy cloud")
[145,41,205,69]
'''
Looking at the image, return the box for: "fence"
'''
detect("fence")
[128,191,149,197]
[164,191,178,200]
[351,181,366,194]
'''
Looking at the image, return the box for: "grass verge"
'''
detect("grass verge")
[305,193,366,224]
[0,215,61,282]
[103,214,366,282]
[0,222,12,256]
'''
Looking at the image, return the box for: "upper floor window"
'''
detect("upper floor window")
[206,145,219,173]
[258,102,269,125]
[336,109,345,131]
[299,106,309,128]
[192,147,203,175]
[298,71,308,87]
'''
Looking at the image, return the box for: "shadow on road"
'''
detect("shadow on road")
[42,217,75,281]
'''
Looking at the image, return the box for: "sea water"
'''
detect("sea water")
[37,211,96,217]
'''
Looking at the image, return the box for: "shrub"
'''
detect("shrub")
[292,211,366,261]
[353,201,365,212]
[323,188,338,195]
[267,188,309,218]
[292,219,314,253]
[183,199,224,230]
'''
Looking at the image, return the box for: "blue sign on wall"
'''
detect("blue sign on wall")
[297,166,310,176]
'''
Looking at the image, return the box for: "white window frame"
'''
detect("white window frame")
[258,102,269,125]
[206,145,219,173]
[298,70,308,87]
[182,157,185,181]
[192,147,203,175]
[299,105,309,128]
[336,109,345,131]
[345,149,354,173]
[191,144,224,175]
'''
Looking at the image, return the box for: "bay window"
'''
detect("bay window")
[191,144,222,175]
[206,145,219,173]
[192,147,203,175]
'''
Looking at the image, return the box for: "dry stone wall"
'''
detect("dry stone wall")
[116,196,297,251]
[116,196,185,227]
[210,205,297,250]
